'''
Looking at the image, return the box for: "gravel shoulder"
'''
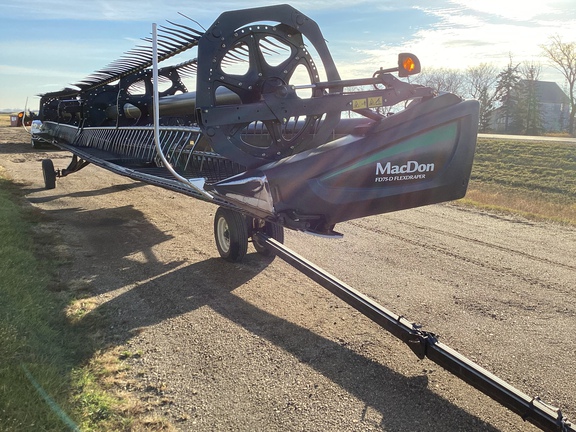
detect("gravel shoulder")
[1,127,575,431]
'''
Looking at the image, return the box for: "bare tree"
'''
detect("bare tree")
[413,68,466,97]
[464,63,499,132]
[520,62,541,81]
[465,63,499,99]
[542,35,576,135]
[416,65,501,132]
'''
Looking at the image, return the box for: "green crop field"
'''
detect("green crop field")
[463,137,576,224]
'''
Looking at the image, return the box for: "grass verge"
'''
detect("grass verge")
[0,170,80,431]
[0,169,153,431]
[458,137,576,225]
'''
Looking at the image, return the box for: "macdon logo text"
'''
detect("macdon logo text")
[375,160,435,183]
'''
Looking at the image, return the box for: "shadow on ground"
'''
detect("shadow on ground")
[29,190,502,431]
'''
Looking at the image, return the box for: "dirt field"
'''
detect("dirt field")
[1,126,575,431]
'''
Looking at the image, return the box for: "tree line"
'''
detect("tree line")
[412,35,575,136]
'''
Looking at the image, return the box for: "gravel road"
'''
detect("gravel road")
[1,127,575,431]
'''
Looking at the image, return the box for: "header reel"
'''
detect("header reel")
[194,5,342,168]
[38,4,428,169]
[194,5,427,168]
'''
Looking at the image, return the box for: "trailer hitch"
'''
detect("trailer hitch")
[403,322,438,360]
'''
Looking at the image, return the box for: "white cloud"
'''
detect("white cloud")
[344,1,575,76]
[451,0,558,21]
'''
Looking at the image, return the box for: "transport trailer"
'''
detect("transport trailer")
[31,5,573,430]
[257,234,574,432]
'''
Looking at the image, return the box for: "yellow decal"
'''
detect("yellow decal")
[352,98,367,110]
[368,96,383,108]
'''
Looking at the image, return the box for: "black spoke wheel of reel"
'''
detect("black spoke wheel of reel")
[214,207,248,262]
[248,217,284,257]
[41,159,57,190]
[196,5,342,168]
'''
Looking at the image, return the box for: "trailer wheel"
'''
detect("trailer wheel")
[251,219,284,257]
[41,159,56,190]
[214,207,248,262]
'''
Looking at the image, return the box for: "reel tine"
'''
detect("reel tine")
[157,32,192,48]
[165,19,204,37]
[129,46,153,54]
[119,54,151,64]
[178,63,198,78]
[64,18,203,92]
[260,36,289,54]
[232,44,250,54]
[144,37,178,53]
[159,25,201,42]
[222,50,248,64]
[116,59,144,68]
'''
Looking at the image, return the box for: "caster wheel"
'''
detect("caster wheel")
[41,159,56,190]
[214,207,248,262]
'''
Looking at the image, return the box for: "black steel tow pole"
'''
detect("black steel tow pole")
[255,233,574,432]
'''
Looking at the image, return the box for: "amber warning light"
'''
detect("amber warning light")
[398,53,421,77]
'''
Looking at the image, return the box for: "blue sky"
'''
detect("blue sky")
[1,0,574,111]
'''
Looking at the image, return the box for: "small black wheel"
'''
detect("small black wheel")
[214,207,248,262]
[41,159,56,190]
[250,218,284,257]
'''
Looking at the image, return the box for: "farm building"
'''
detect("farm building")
[491,80,570,134]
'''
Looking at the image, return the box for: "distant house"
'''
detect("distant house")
[490,81,570,134]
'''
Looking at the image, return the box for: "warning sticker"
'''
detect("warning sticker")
[352,99,367,109]
[368,96,383,108]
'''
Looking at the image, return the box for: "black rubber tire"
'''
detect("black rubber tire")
[214,207,248,262]
[251,219,284,257]
[41,159,56,190]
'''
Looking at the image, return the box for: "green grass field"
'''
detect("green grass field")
[0,172,82,430]
[472,138,576,197]
[462,137,576,225]
[0,168,144,431]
